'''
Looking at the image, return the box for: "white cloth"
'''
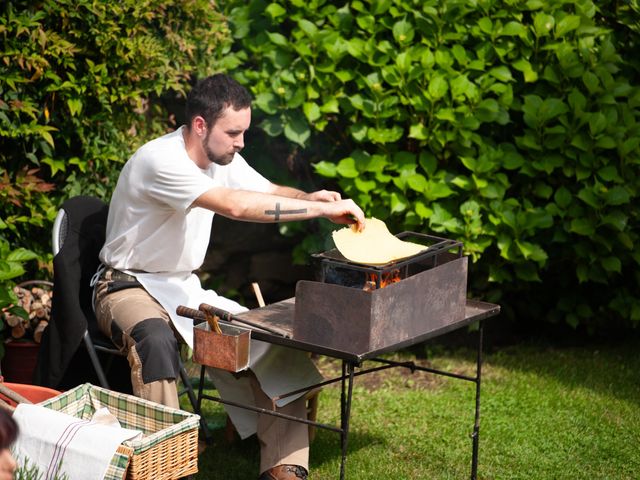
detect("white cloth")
[98,126,323,438]
[12,404,142,480]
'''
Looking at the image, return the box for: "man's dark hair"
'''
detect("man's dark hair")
[185,74,252,129]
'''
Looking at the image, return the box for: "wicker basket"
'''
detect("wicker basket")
[37,383,199,480]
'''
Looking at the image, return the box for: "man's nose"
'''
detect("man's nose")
[233,135,244,150]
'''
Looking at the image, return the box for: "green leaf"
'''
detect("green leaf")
[303,102,321,122]
[409,123,429,140]
[570,218,596,236]
[265,3,287,19]
[512,58,538,82]
[501,21,526,37]
[597,166,622,182]
[367,126,404,143]
[354,176,376,193]
[600,256,621,273]
[67,98,83,116]
[555,15,581,37]
[588,112,607,136]
[427,75,448,100]
[407,174,427,192]
[259,117,283,136]
[283,112,310,146]
[583,72,600,94]
[266,31,289,47]
[533,182,553,199]
[298,19,318,38]
[390,191,407,213]
[601,211,628,231]
[605,186,630,206]
[554,186,572,209]
[478,17,493,34]
[392,19,414,44]
[577,187,601,209]
[255,92,278,115]
[568,88,586,113]
[336,157,359,178]
[515,240,548,263]
[488,66,513,83]
[314,161,338,178]
[533,13,554,37]
[7,248,37,262]
[415,201,433,219]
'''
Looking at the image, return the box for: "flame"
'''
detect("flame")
[366,269,401,289]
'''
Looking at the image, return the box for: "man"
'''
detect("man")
[93,73,365,480]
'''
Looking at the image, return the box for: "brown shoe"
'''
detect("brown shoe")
[258,464,308,480]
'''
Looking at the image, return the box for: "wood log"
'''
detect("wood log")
[3,313,22,328]
[34,320,47,344]
[11,323,25,339]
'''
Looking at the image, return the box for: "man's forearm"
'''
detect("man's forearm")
[192,186,365,229]
[268,183,307,199]
[194,187,317,222]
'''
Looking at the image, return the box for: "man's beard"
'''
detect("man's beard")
[202,130,235,166]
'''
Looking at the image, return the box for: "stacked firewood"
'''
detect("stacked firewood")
[2,284,52,343]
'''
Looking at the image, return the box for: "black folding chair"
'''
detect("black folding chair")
[35,195,207,436]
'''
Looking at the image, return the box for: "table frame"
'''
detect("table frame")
[195,299,499,479]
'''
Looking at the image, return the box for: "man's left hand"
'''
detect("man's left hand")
[304,190,342,202]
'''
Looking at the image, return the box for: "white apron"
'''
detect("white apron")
[136,272,323,439]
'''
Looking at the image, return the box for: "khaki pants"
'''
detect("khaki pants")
[94,272,309,473]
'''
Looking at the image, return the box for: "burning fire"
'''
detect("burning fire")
[365,269,401,290]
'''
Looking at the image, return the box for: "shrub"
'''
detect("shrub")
[221,0,640,329]
[0,0,232,269]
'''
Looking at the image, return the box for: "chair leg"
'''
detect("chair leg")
[177,357,211,441]
[83,332,110,389]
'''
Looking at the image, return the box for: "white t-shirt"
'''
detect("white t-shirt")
[100,125,271,273]
[98,126,323,438]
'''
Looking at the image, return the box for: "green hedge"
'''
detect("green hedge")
[0,0,231,268]
[0,0,232,330]
[222,0,640,329]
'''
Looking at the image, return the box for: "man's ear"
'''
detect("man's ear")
[192,116,207,136]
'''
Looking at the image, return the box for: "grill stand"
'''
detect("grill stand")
[186,301,497,480]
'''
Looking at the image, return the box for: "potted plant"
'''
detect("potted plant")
[0,237,48,383]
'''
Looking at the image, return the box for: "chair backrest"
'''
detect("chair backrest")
[34,196,109,387]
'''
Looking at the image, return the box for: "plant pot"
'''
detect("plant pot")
[1,340,40,384]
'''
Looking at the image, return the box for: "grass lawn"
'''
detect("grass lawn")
[186,331,640,479]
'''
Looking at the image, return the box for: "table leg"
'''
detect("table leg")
[471,320,484,480]
[340,361,355,480]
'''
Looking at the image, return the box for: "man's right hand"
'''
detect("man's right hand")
[322,199,366,232]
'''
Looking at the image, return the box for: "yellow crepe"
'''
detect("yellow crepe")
[332,217,427,265]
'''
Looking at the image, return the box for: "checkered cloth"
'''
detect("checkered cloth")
[38,383,199,480]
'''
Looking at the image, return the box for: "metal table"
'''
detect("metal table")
[195,298,500,479]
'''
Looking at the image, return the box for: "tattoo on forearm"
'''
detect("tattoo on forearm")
[265,202,307,221]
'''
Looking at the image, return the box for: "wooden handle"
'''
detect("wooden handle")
[0,383,33,406]
[252,282,266,308]
[198,303,234,322]
[176,305,205,320]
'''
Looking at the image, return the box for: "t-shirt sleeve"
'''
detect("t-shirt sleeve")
[223,153,272,193]
[142,150,218,212]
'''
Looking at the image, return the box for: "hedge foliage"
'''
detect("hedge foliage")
[0,0,231,325]
[222,0,640,329]
[0,0,231,267]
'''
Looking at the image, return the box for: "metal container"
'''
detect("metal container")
[293,253,468,354]
[193,321,251,372]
